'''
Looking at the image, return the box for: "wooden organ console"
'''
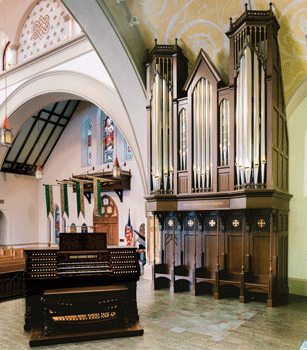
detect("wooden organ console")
[146,5,291,306]
[24,233,143,347]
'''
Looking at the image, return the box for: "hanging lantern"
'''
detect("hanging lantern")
[35,164,43,180]
[0,116,12,147]
[113,157,121,178]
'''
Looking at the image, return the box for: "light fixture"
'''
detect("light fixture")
[35,164,43,180]
[113,156,121,178]
[0,116,12,147]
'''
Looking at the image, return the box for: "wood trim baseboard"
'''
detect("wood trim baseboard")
[288,277,307,296]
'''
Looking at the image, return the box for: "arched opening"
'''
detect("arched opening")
[93,195,118,246]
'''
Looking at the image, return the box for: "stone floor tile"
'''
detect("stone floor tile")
[1,277,307,349]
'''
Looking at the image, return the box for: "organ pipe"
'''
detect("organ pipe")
[151,72,174,193]
[253,50,260,186]
[260,61,266,185]
[192,78,212,192]
[235,45,266,188]
[219,99,230,166]
[179,109,187,171]
[169,88,173,191]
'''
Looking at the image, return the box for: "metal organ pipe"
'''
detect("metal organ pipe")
[151,71,174,193]
[192,78,212,192]
[169,88,173,191]
[163,78,168,191]
[235,45,266,189]
[253,50,260,186]
[179,109,187,171]
[219,99,229,166]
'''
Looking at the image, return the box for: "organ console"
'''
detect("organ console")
[146,5,291,306]
[24,233,143,347]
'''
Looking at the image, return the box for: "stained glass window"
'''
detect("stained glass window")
[55,205,60,244]
[3,42,12,71]
[126,142,133,160]
[70,223,76,233]
[87,118,92,166]
[81,223,88,233]
[103,116,114,163]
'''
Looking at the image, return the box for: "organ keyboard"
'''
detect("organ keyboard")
[24,233,143,346]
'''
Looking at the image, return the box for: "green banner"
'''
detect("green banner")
[45,185,50,217]
[94,178,102,217]
[45,185,54,217]
[76,181,81,218]
[64,183,69,218]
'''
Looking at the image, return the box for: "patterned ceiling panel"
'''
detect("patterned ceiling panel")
[126,0,307,102]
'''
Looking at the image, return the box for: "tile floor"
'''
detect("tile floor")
[0,277,307,349]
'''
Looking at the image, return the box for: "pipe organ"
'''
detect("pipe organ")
[146,5,291,307]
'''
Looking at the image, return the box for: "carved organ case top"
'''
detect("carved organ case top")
[146,4,290,202]
[146,5,292,307]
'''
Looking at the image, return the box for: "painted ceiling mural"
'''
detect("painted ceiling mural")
[127,0,307,103]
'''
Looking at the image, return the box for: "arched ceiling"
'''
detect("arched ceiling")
[1,0,307,108]
[123,0,307,103]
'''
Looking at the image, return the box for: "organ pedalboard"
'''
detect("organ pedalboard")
[25,248,140,280]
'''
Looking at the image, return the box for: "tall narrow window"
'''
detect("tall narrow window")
[55,205,60,244]
[179,108,188,170]
[87,118,92,165]
[219,99,230,166]
[103,115,114,163]
[3,42,12,71]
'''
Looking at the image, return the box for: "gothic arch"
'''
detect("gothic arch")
[0,70,146,195]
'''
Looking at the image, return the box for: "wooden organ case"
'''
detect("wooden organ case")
[24,233,143,347]
[146,5,291,307]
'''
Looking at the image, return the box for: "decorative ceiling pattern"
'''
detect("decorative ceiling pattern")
[127,0,307,102]
[18,0,69,64]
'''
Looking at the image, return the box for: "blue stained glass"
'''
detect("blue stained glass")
[126,142,133,160]
[55,205,60,244]
[87,119,92,165]
[81,223,88,233]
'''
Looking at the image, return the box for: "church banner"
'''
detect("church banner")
[75,181,85,218]
[45,185,54,217]
[60,183,69,218]
[93,178,102,217]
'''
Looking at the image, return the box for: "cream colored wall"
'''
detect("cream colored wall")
[0,173,38,246]
[289,96,307,295]
[38,101,146,246]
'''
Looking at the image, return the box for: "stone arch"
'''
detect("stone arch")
[0,70,146,195]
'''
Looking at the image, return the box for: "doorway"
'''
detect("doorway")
[93,195,118,246]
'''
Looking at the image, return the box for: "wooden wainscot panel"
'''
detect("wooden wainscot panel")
[178,199,230,211]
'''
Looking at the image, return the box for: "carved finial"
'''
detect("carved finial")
[230,17,232,28]
[245,3,248,14]
[155,38,157,46]
[175,38,178,47]
[269,2,273,14]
